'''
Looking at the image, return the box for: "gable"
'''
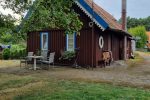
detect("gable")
[75,0,122,31]
[75,0,108,31]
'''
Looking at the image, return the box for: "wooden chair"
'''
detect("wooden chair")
[20,52,33,68]
[41,52,55,69]
[102,51,112,67]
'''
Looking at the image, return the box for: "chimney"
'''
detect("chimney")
[122,0,127,30]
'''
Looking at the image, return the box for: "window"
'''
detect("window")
[41,32,48,50]
[66,33,76,51]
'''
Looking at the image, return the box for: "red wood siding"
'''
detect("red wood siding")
[77,28,93,66]
[95,26,125,66]
[27,31,40,54]
[48,30,66,62]
[27,29,65,63]
[127,38,132,58]
[111,34,120,61]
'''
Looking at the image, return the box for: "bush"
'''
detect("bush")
[2,48,10,60]
[59,51,75,61]
[0,33,13,43]
[10,45,26,59]
[128,26,148,48]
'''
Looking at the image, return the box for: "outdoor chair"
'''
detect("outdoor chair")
[102,51,113,67]
[41,50,48,60]
[37,50,48,65]
[20,52,33,68]
[41,52,55,70]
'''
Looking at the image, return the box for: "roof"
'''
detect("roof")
[23,0,129,36]
[75,0,122,31]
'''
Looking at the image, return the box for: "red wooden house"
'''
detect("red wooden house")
[27,0,132,67]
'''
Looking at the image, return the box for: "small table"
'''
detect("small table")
[27,56,43,70]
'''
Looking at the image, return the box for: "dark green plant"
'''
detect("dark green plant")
[35,49,41,56]
[119,16,150,31]
[59,51,75,61]
[2,48,10,60]
[10,45,26,59]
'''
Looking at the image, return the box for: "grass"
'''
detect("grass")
[0,73,150,100]
[0,74,37,90]
[1,54,150,100]
[126,52,144,68]
[14,80,150,100]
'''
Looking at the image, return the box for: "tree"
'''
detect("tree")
[1,0,83,40]
[0,14,16,43]
[118,16,150,31]
[128,26,148,48]
[0,0,32,16]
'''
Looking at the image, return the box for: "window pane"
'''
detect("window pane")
[68,34,74,39]
[68,34,74,51]
[42,33,48,50]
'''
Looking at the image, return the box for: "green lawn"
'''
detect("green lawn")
[0,73,150,100]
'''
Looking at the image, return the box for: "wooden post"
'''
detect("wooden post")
[124,36,127,60]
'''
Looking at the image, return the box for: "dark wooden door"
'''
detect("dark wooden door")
[111,34,120,61]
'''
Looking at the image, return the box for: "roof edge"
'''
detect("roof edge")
[108,28,132,37]
[74,0,108,31]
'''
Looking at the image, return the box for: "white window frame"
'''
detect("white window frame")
[41,32,48,51]
[66,33,75,51]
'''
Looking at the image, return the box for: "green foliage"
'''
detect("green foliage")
[2,48,10,60]
[1,0,32,16]
[128,26,148,48]
[20,0,83,37]
[119,16,150,31]
[59,51,75,61]
[1,0,83,41]
[0,14,18,43]
[0,14,16,29]
[0,33,13,43]
[10,44,26,59]
[1,44,26,59]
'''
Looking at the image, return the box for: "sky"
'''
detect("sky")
[0,4,20,19]
[0,0,150,20]
[94,0,150,19]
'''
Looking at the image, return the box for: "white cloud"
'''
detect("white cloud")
[0,6,21,19]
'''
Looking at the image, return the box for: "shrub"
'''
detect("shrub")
[2,48,10,60]
[128,26,148,48]
[59,51,75,61]
[0,33,13,43]
[10,45,26,59]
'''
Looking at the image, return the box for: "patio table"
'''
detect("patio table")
[27,56,43,70]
